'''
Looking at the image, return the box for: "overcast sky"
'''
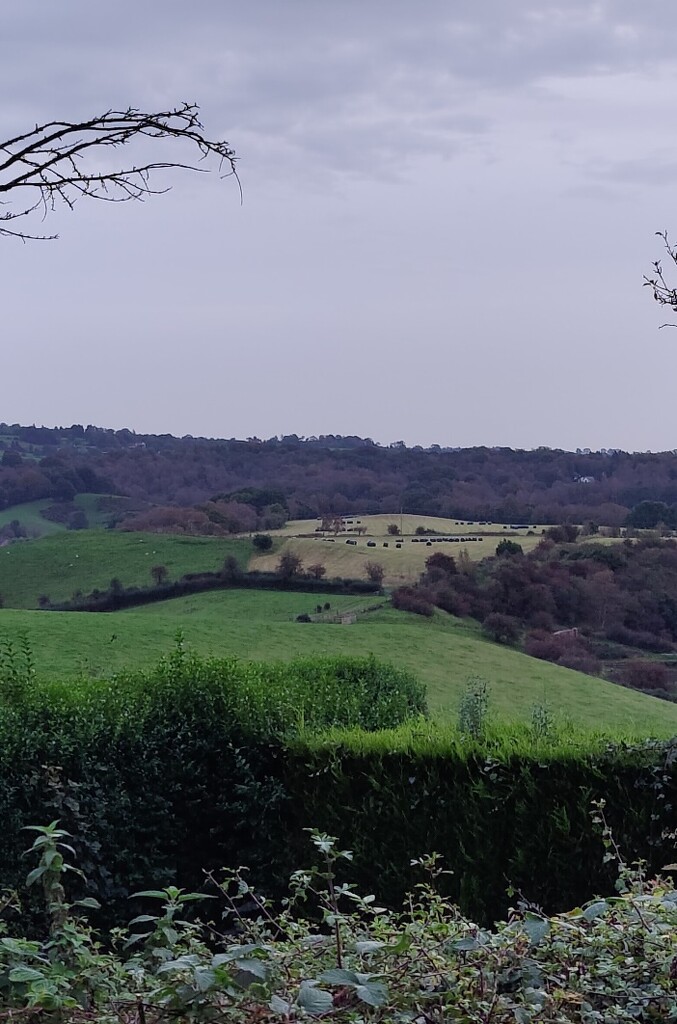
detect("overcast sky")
[2,1,677,451]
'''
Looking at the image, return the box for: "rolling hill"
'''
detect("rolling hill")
[0,530,251,608]
[0,588,675,736]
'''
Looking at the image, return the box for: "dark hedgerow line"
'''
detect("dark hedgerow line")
[45,569,382,612]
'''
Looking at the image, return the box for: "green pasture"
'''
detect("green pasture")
[0,494,130,539]
[0,500,64,538]
[0,588,675,735]
[0,530,251,608]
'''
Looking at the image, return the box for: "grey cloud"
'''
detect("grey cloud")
[2,1,677,449]
[5,0,677,183]
[589,156,677,188]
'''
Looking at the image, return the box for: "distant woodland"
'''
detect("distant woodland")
[3,424,677,528]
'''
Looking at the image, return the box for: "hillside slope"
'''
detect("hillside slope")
[0,591,675,735]
[0,531,251,608]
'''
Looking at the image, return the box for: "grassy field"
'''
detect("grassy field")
[271,513,548,538]
[0,494,134,539]
[250,534,543,584]
[0,500,65,538]
[0,589,676,735]
[0,531,251,608]
[251,513,550,584]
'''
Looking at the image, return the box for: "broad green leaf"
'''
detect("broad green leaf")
[157,954,201,973]
[355,940,385,953]
[270,994,292,1014]
[320,968,360,985]
[9,966,45,983]
[233,958,269,980]
[390,933,412,954]
[130,890,169,900]
[522,916,550,947]
[1,938,39,955]
[193,967,216,992]
[356,981,388,1007]
[453,937,479,951]
[297,982,334,1015]
[74,897,101,910]
[223,943,269,957]
[25,866,46,887]
[582,900,609,922]
[212,952,237,967]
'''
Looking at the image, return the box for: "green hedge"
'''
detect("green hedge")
[49,571,381,611]
[0,649,426,925]
[275,729,677,921]
[0,647,675,927]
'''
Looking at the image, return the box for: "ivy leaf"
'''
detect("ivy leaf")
[453,937,480,951]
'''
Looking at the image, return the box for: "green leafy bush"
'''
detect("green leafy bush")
[1,821,676,1021]
[2,639,677,934]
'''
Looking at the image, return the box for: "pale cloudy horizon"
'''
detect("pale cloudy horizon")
[2,2,677,452]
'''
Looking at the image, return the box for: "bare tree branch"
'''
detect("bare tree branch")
[644,230,677,328]
[0,102,239,240]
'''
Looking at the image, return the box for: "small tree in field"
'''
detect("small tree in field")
[151,564,168,586]
[387,523,400,536]
[365,561,385,585]
[482,612,521,646]
[495,539,523,557]
[252,533,273,552]
[307,562,327,580]
[277,551,303,579]
[221,555,242,582]
[424,552,457,579]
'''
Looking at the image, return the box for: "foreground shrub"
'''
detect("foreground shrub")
[1,642,677,930]
[3,821,677,1022]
